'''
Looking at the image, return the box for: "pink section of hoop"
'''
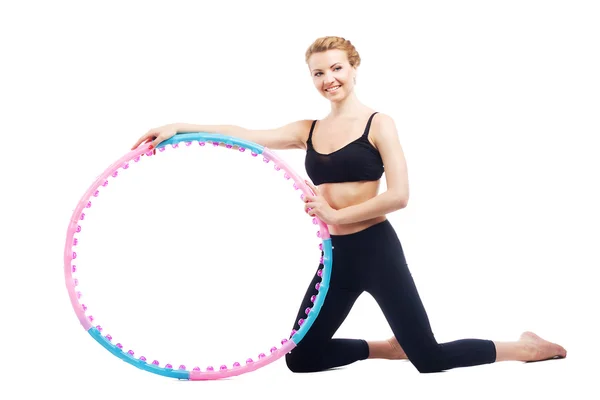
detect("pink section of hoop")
[64,144,152,331]
[189,340,296,380]
[262,148,330,240]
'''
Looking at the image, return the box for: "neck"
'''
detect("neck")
[328,89,364,119]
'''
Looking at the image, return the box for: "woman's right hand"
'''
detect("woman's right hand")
[131,123,179,151]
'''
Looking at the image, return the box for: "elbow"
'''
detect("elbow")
[391,191,408,209]
[398,197,408,209]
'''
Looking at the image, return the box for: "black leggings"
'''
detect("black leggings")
[285,219,497,373]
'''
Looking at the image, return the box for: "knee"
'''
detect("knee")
[285,348,319,373]
[409,347,446,374]
[285,351,309,373]
[414,360,445,374]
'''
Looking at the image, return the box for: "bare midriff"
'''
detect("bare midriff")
[319,179,386,235]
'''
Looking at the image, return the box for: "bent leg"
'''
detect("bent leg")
[366,229,496,373]
[286,254,368,373]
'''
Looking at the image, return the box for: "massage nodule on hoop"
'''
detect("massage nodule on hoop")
[64,132,332,380]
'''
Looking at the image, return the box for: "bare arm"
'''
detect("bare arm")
[335,113,409,224]
[133,120,311,151]
[174,120,311,150]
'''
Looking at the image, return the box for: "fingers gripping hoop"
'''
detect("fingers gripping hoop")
[64,133,333,380]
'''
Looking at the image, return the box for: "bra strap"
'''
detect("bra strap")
[307,120,317,148]
[362,112,379,138]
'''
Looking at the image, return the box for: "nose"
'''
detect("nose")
[323,72,336,84]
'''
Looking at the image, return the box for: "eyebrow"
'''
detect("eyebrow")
[311,62,341,72]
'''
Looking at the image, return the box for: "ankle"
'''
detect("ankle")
[494,340,537,362]
[367,340,395,359]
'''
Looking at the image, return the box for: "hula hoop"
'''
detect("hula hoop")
[64,133,333,380]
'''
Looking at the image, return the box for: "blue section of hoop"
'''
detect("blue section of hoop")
[159,132,265,155]
[88,327,191,379]
[291,238,332,344]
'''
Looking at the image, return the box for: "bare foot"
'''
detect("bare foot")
[519,331,567,362]
[387,336,408,360]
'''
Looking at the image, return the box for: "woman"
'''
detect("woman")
[132,36,567,373]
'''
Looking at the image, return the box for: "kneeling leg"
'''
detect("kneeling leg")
[286,263,367,373]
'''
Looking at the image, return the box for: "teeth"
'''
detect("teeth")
[326,85,340,92]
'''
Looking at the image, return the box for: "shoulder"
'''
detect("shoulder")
[371,112,397,130]
[369,113,399,147]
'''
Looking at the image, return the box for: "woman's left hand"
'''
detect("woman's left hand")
[303,180,340,225]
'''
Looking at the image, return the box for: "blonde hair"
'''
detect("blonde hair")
[305,36,361,68]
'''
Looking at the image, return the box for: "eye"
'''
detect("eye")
[334,66,342,71]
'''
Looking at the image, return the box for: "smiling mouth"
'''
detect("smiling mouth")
[325,85,341,93]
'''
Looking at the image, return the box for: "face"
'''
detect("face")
[308,49,356,101]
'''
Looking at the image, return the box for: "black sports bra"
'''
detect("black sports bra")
[305,112,384,185]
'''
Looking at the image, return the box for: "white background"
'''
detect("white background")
[1,0,599,399]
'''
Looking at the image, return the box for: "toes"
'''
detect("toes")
[556,345,567,358]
